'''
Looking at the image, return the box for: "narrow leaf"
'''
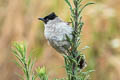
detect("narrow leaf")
[78,2,95,15]
[15,72,24,80]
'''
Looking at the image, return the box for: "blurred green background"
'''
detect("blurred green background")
[0,0,120,80]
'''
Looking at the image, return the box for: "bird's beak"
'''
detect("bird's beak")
[38,18,45,22]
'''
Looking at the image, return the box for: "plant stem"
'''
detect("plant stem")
[24,62,29,80]
[64,0,94,80]
[71,0,79,80]
[74,0,78,32]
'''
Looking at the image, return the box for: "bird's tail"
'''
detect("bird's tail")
[77,55,87,69]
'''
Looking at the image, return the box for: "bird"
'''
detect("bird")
[38,12,86,69]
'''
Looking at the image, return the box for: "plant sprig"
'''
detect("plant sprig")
[12,41,48,80]
[64,0,94,80]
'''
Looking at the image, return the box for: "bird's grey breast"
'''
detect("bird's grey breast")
[44,20,73,53]
[44,22,73,41]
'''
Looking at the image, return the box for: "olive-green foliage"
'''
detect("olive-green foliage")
[63,0,94,80]
[12,41,48,80]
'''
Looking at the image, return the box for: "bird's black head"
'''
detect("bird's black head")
[38,12,57,24]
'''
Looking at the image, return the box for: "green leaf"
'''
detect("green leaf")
[28,59,36,74]
[27,52,33,70]
[12,50,24,65]
[23,42,27,55]
[78,0,83,4]
[81,46,90,50]
[82,70,95,75]
[12,49,21,58]
[70,18,74,28]
[13,60,25,71]
[79,22,84,30]
[65,0,73,13]
[78,16,82,23]
[78,2,95,15]
[65,34,72,46]
[15,72,24,80]
[14,43,24,57]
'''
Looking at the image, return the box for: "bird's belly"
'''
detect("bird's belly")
[48,39,70,53]
[44,27,72,53]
